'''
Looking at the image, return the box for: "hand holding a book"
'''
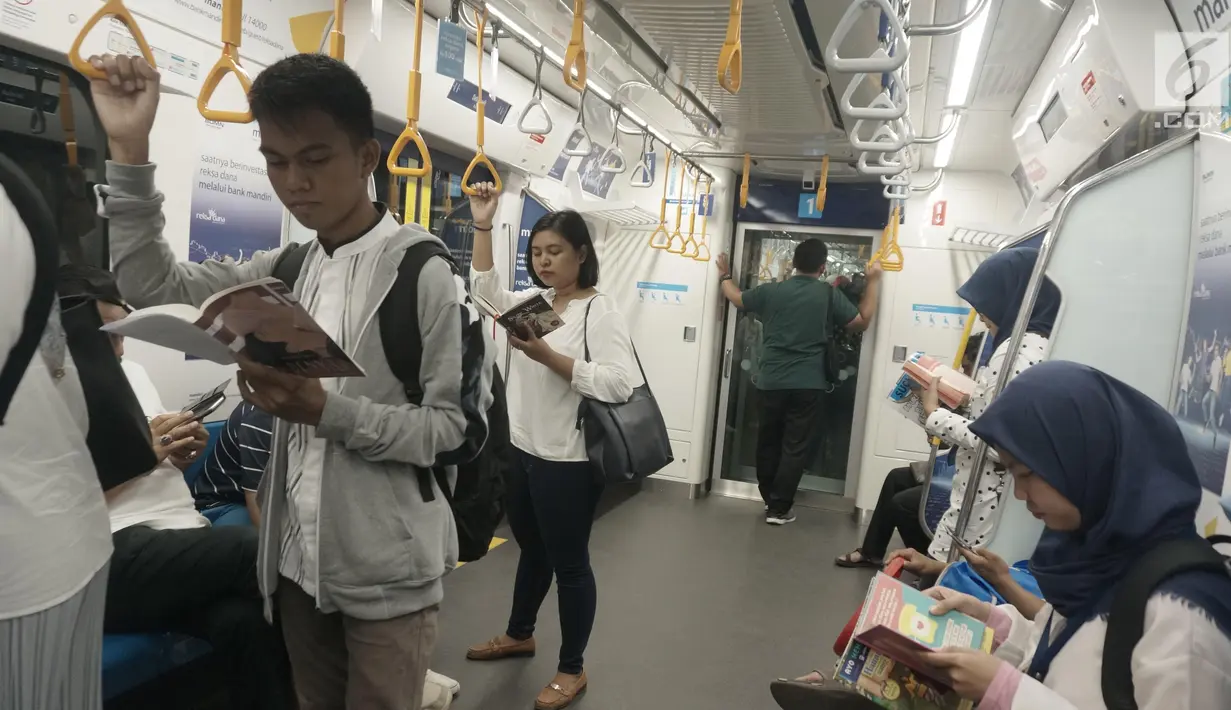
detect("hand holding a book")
[924,587,992,623]
[236,360,327,426]
[508,324,556,365]
[886,548,946,578]
[922,647,1007,702]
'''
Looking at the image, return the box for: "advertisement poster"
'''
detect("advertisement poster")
[188,121,283,264]
[1174,132,1231,533]
[517,194,550,290]
[128,0,335,67]
[440,202,475,277]
[546,133,618,199]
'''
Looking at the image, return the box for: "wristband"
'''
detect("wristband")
[720,274,733,282]
[474,223,494,231]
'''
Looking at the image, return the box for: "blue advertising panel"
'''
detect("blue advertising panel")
[446,80,513,124]
[516,193,551,290]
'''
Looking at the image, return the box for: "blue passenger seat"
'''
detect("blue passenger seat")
[102,419,226,702]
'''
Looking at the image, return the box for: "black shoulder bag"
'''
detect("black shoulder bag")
[575,296,672,483]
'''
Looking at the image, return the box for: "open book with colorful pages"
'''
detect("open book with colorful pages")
[101,278,363,378]
[831,573,994,710]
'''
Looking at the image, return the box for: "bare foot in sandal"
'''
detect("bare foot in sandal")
[834,549,881,568]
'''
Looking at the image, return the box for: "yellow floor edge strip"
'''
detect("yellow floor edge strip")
[456,536,507,568]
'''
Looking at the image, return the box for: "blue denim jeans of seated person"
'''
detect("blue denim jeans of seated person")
[203,503,252,527]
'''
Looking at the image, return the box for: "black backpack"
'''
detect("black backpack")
[1101,535,1231,709]
[272,238,510,563]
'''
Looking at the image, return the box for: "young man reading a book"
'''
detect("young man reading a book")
[88,52,490,710]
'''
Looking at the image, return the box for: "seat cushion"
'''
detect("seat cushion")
[102,633,213,700]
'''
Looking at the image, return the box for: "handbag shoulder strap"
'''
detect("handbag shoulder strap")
[581,293,651,389]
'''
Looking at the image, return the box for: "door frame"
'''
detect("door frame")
[708,221,884,508]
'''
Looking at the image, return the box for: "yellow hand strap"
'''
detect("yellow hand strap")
[462,6,502,195]
[387,0,432,178]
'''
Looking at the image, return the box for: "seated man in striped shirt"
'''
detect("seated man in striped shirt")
[193,402,273,527]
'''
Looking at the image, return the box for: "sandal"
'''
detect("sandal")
[834,549,881,569]
[534,671,587,710]
[770,671,825,709]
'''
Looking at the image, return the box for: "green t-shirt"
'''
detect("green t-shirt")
[741,275,860,391]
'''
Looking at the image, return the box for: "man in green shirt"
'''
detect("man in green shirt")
[717,239,881,524]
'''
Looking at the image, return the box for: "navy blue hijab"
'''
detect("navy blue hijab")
[969,362,1231,635]
[958,248,1062,352]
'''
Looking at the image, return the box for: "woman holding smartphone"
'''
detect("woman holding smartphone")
[463,183,640,710]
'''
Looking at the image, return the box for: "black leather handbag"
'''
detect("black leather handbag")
[575,297,673,484]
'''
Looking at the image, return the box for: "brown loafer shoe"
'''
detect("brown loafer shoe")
[465,635,536,661]
[534,671,587,710]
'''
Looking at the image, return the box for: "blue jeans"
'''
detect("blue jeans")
[203,503,252,527]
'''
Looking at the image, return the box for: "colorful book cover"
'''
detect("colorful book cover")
[836,640,972,710]
[853,574,994,689]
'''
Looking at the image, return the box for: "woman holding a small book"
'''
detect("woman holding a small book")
[920,362,1231,710]
[462,183,641,710]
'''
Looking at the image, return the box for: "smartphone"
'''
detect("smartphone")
[182,379,230,422]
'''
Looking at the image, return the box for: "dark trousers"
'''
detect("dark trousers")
[505,449,604,675]
[756,388,823,516]
[860,466,929,559]
[106,524,291,710]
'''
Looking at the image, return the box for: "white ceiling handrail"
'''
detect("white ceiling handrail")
[908,0,991,36]
[884,182,910,200]
[825,0,909,73]
[913,108,963,145]
[850,117,913,152]
[841,73,908,120]
[881,171,910,187]
[858,150,909,175]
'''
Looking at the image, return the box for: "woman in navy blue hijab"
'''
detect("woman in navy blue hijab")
[897,247,1063,573]
[922,362,1231,709]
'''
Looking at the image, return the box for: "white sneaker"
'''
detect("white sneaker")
[421,679,452,710]
[426,669,460,698]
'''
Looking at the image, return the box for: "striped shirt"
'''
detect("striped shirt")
[193,402,273,510]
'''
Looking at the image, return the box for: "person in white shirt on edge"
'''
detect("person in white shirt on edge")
[922,362,1231,710]
[63,267,293,710]
[0,168,113,710]
[464,184,639,710]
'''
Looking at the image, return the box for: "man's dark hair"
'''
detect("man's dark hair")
[58,263,130,311]
[248,54,375,145]
[793,238,828,274]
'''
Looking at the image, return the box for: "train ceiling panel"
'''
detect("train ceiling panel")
[609,0,850,158]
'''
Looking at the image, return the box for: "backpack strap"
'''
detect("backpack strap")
[0,153,61,423]
[377,239,490,503]
[1102,537,1231,710]
[271,242,309,290]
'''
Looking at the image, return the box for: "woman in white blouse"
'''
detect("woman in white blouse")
[924,362,1231,710]
[0,169,113,709]
[887,247,1061,575]
[463,183,639,710]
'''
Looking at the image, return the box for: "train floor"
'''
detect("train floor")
[433,487,880,710]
